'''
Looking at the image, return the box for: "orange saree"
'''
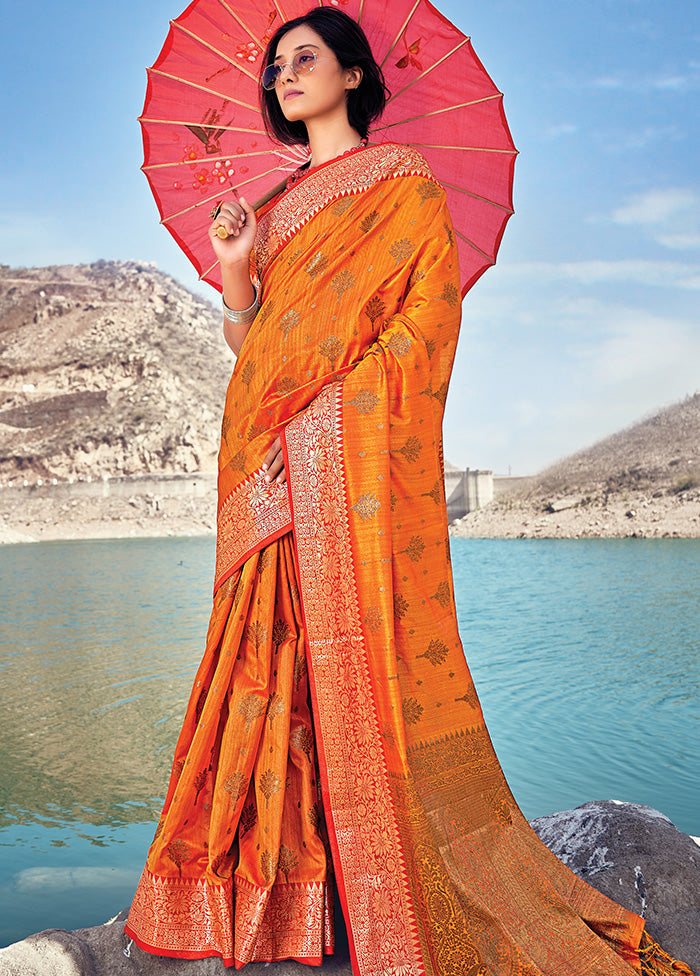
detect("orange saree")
[125,144,693,975]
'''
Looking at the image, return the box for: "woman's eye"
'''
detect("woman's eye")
[296,53,314,66]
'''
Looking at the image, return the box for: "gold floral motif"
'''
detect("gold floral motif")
[364,295,386,326]
[398,435,422,463]
[425,338,437,359]
[293,650,307,690]
[257,548,273,575]
[259,769,282,806]
[363,606,384,633]
[360,209,381,233]
[222,770,246,808]
[352,491,380,521]
[394,593,409,619]
[319,335,344,367]
[402,697,424,725]
[332,196,355,215]
[389,237,415,264]
[438,282,460,309]
[239,802,257,836]
[330,269,356,300]
[278,845,300,882]
[257,300,275,326]
[272,618,291,652]
[278,308,300,340]
[422,480,443,506]
[245,619,268,651]
[260,849,278,885]
[276,375,298,396]
[229,449,246,472]
[387,332,412,357]
[290,724,314,762]
[417,180,442,205]
[402,534,426,562]
[237,693,266,732]
[348,389,380,414]
[305,252,329,278]
[443,220,455,247]
[166,839,192,878]
[419,638,449,667]
[240,360,256,389]
[266,691,285,729]
[431,581,451,608]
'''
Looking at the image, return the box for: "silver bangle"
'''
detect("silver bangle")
[222,285,259,324]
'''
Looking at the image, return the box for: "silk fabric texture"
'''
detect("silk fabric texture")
[125,144,686,975]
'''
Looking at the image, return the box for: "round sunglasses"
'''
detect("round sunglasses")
[261,49,324,90]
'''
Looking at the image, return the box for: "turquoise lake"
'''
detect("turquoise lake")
[0,536,698,947]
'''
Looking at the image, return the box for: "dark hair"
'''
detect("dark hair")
[259,7,389,145]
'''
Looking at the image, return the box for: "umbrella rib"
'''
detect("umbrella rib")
[409,142,517,154]
[372,93,503,131]
[380,0,422,69]
[143,149,274,171]
[384,37,472,107]
[200,257,219,281]
[454,229,494,264]
[439,180,514,213]
[357,0,366,26]
[161,164,285,222]
[170,21,258,83]
[141,116,265,133]
[213,0,260,44]
[146,67,257,112]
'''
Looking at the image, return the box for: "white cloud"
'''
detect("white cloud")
[612,188,696,226]
[608,188,700,252]
[590,69,699,94]
[500,259,700,290]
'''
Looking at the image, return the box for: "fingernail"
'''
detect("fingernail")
[262,463,268,471]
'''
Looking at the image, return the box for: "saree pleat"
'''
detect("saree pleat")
[126,535,334,967]
[127,143,693,975]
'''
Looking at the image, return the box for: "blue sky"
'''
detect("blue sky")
[1,0,698,474]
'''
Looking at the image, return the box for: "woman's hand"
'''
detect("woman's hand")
[262,437,286,485]
[208,196,257,267]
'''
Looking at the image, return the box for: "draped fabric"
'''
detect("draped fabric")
[126,143,693,975]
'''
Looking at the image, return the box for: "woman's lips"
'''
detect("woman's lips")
[284,89,303,100]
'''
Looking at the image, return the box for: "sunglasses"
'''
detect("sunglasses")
[261,49,322,90]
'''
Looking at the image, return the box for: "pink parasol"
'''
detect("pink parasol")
[140,0,518,297]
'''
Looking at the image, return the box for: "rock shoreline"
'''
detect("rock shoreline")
[1,802,698,975]
[450,489,700,539]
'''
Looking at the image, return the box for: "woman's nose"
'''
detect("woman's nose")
[278,61,297,84]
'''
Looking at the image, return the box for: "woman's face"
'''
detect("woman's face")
[272,25,361,128]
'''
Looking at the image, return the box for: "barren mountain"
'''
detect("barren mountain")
[453,395,700,539]
[0,261,234,483]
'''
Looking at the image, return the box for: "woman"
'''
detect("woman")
[125,8,693,975]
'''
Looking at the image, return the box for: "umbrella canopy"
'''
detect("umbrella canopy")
[140,0,517,297]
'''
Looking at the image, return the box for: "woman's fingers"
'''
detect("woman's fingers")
[262,437,287,484]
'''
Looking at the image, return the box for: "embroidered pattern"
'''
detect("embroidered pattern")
[284,384,423,976]
[234,875,333,966]
[255,143,439,280]
[126,868,234,964]
[215,469,292,590]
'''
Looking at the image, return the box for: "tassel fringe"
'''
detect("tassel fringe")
[639,931,695,976]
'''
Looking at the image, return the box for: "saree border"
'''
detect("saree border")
[124,867,234,965]
[215,467,292,591]
[255,142,439,280]
[283,384,425,976]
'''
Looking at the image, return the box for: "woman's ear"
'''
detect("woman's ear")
[346,66,363,90]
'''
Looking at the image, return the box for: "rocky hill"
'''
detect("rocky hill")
[453,395,700,538]
[0,261,234,483]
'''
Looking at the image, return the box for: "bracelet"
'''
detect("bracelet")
[222,285,259,325]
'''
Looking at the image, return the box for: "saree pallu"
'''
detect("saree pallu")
[126,144,693,975]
